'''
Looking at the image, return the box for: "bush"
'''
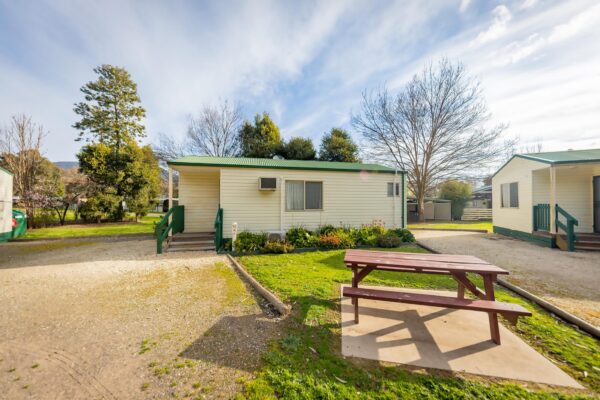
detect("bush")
[286,227,317,248]
[318,231,356,249]
[387,228,415,243]
[263,240,295,254]
[234,231,267,253]
[376,234,402,248]
[316,224,336,236]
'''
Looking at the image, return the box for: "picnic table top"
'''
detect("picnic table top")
[344,249,509,275]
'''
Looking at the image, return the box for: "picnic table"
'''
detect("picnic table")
[342,249,531,345]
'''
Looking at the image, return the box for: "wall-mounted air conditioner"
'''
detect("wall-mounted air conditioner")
[258,177,277,190]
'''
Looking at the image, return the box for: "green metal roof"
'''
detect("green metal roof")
[167,156,401,174]
[492,148,600,178]
[518,148,600,165]
[0,165,14,176]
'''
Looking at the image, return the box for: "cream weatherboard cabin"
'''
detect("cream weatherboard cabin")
[492,149,600,251]
[155,157,407,253]
[0,166,13,242]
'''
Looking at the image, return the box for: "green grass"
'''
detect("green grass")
[408,220,493,232]
[237,248,599,399]
[22,215,162,239]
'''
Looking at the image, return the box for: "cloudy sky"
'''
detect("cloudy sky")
[1,0,598,162]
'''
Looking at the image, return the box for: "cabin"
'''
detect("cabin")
[157,157,406,253]
[492,149,600,251]
[0,166,13,242]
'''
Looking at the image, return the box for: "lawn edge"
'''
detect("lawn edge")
[226,254,291,316]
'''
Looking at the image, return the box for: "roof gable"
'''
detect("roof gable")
[492,148,600,178]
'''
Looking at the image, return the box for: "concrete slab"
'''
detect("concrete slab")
[341,285,582,388]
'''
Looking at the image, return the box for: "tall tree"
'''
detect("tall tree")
[0,115,55,228]
[73,64,146,151]
[153,100,242,161]
[353,59,510,221]
[281,137,316,160]
[319,128,360,162]
[74,65,155,220]
[239,112,282,158]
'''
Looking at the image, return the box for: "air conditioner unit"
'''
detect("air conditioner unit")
[258,177,277,190]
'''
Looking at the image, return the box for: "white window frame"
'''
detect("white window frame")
[500,182,519,208]
[387,182,400,197]
[285,180,323,211]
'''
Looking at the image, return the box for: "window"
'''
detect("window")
[285,180,323,211]
[387,182,400,196]
[501,182,519,208]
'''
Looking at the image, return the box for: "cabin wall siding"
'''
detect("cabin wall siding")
[492,157,546,233]
[219,167,403,237]
[0,170,12,235]
[178,170,220,232]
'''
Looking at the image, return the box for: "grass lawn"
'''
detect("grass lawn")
[409,220,493,232]
[22,214,162,239]
[238,247,598,399]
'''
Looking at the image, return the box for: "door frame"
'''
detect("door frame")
[594,176,600,233]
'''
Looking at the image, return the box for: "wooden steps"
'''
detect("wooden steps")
[166,232,216,252]
[462,208,492,221]
[562,233,600,251]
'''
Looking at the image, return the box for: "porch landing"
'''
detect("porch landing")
[533,231,600,251]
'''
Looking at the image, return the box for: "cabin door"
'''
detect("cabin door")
[594,176,600,233]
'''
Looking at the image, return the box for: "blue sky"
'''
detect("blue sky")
[1,0,599,162]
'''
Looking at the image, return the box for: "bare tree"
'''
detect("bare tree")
[0,115,48,227]
[50,168,89,225]
[353,59,512,221]
[153,100,242,161]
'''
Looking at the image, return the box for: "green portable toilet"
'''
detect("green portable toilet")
[11,210,27,239]
[0,166,13,242]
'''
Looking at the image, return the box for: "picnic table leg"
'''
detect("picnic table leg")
[352,267,359,323]
[483,275,501,345]
[457,282,465,299]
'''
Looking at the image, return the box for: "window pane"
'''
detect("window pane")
[510,182,519,207]
[501,184,509,208]
[387,183,393,196]
[396,183,400,196]
[305,182,322,209]
[286,181,304,210]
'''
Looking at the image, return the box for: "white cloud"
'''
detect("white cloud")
[520,0,539,10]
[459,0,472,13]
[470,5,512,47]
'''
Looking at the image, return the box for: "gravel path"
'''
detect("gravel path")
[0,238,281,399]
[414,230,600,327]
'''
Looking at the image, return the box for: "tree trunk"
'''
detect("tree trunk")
[418,194,426,222]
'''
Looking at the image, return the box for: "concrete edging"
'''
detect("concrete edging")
[410,228,488,233]
[226,254,291,316]
[11,233,154,242]
[416,241,600,339]
[497,280,600,339]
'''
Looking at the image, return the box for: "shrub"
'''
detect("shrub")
[318,233,342,249]
[387,228,415,243]
[318,231,356,249]
[316,224,336,236]
[286,227,317,248]
[351,226,378,246]
[234,231,267,253]
[263,240,295,254]
[376,234,402,248]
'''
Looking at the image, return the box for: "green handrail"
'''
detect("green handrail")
[533,204,550,231]
[555,204,578,252]
[156,205,185,254]
[214,207,223,252]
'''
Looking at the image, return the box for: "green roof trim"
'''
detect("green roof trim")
[167,156,402,174]
[493,148,600,178]
[0,165,14,176]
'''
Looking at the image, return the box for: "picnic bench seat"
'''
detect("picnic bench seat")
[343,287,531,325]
[344,249,532,345]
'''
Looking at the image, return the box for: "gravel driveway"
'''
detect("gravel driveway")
[0,238,280,399]
[414,230,600,327]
